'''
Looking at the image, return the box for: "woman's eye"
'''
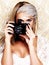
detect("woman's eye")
[27,19,32,22]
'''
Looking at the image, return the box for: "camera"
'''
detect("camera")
[14,21,28,35]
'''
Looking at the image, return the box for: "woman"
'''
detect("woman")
[0,1,49,65]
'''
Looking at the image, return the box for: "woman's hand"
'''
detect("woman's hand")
[20,25,37,47]
[25,25,37,47]
[2,21,14,65]
[26,25,36,45]
[5,22,14,42]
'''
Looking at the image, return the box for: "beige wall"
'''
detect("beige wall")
[0,0,49,42]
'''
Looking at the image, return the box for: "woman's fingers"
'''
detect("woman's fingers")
[26,25,35,39]
[26,25,32,33]
[26,31,29,38]
[26,25,32,35]
[6,27,14,34]
[5,23,15,37]
[6,23,14,28]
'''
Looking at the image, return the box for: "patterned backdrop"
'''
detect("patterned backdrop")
[0,0,49,44]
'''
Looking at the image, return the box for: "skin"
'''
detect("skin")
[2,12,43,65]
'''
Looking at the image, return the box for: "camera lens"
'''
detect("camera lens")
[14,22,28,35]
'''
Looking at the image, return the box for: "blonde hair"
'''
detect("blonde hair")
[0,1,38,50]
[9,1,38,34]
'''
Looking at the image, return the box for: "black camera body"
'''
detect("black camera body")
[14,21,28,35]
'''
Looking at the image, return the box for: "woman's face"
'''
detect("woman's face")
[16,12,34,28]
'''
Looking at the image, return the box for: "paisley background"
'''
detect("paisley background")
[0,0,49,44]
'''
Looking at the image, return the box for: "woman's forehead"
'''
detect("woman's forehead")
[16,12,33,20]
